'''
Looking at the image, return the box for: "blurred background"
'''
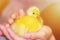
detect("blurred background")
[0,0,60,40]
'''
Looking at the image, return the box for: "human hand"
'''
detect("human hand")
[0,9,56,40]
[24,26,56,40]
[0,9,26,40]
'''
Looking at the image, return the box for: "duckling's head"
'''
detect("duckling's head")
[27,6,40,17]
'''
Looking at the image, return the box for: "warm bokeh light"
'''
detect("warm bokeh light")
[0,0,8,18]
[41,2,60,40]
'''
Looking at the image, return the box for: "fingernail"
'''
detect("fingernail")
[10,13,17,19]
[19,9,25,16]
[8,18,14,24]
[5,23,10,28]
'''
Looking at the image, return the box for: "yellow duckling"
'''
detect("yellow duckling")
[11,6,43,37]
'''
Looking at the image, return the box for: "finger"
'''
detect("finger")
[0,30,3,36]
[7,13,17,25]
[0,24,12,40]
[10,13,18,20]
[7,18,14,25]
[7,9,25,24]
[36,26,52,39]
[36,39,41,40]
[19,38,27,40]
[18,9,25,17]
[6,26,20,39]
[24,26,52,40]
[3,23,20,39]
[10,9,25,18]
[49,34,56,40]
[26,39,35,40]
[14,37,27,40]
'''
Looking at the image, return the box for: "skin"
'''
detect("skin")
[0,9,56,40]
[1,0,48,21]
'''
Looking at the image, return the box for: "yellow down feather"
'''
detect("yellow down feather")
[11,6,43,37]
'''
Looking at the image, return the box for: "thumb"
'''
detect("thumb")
[24,26,52,40]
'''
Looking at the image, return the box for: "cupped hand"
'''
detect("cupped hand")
[24,26,56,40]
[0,9,56,40]
[0,9,26,40]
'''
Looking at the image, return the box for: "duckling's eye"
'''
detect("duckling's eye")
[33,13,35,14]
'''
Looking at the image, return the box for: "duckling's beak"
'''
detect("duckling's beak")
[37,15,40,19]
